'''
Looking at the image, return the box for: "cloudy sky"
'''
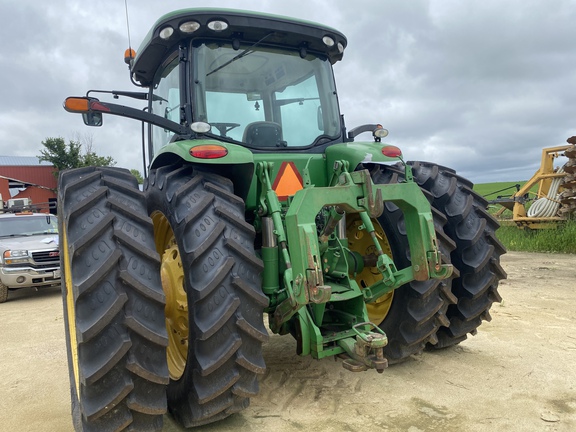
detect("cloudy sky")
[1,0,575,184]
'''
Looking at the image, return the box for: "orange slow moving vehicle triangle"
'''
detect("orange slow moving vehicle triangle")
[272,161,304,201]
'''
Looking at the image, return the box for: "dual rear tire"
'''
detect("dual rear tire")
[407,162,506,348]
[59,167,168,432]
[145,164,268,427]
[365,162,505,363]
[59,165,267,430]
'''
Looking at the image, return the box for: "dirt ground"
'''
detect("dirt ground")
[1,251,575,432]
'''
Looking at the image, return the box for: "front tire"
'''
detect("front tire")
[58,167,168,432]
[145,164,268,428]
[0,282,8,303]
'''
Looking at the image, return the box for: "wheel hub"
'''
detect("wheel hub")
[346,214,394,325]
[153,212,189,381]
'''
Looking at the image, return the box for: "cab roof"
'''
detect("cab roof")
[131,8,347,87]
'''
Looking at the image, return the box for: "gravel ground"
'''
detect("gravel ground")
[1,251,575,431]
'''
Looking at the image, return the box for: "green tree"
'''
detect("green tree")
[39,136,116,176]
[38,137,83,172]
[130,169,144,184]
[83,151,115,167]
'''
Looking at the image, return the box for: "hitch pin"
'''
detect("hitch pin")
[319,206,345,243]
[359,211,384,257]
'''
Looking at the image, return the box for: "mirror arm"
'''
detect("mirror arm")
[83,99,191,136]
[347,124,381,140]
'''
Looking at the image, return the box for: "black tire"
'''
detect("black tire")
[407,161,506,348]
[367,165,456,363]
[0,282,7,303]
[145,164,268,428]
[58,167,168,432]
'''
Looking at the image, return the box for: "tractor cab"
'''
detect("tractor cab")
[133,9,347,156]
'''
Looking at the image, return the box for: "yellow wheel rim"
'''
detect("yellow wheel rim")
[346,214,394,326]
[62,228,80,392]
[152,211,188,380]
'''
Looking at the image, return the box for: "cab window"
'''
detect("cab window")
[192,41,341,148]
[151,54,181,155]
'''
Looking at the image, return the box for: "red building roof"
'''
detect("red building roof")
[0,157,57,212]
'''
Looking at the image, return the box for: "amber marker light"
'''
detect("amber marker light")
[63,97,90,113]
[189,145,228,159]
[382,145,402,158]
[124,48,136,64]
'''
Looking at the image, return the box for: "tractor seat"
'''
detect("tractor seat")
[242,121,284,147]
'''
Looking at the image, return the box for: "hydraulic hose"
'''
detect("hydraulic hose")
[527,167,564,218]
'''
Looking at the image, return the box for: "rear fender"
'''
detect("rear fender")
[150,140,255,200]
[325,142,401,172]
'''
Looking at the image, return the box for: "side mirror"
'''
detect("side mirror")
[64,97,103,127]
[82,112,103,127]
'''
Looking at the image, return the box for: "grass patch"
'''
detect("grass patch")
[496,220,576,254]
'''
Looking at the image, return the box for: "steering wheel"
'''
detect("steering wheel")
[210,122,240,137]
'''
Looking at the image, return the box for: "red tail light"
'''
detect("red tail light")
[382,145,402,158]
[189,145,228,159]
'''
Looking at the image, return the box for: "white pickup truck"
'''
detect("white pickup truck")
[0,212,60,303]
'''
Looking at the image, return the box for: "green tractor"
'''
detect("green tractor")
[58,8,506,431]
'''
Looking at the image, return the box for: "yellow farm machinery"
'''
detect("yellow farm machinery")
[489,136,576,229]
